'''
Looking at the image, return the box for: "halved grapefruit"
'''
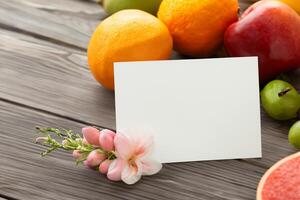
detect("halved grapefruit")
[257,152,300,200]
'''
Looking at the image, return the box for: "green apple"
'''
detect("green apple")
[261,80,300,120]
[103,0,163,16]
[289,121,300,149]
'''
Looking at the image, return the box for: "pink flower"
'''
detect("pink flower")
[82,127,100,146]
[84,150,106,168]
[36,126,162,184]
[72,150,83,160]
[99,159,113,174]
[107,129,162,184]
[99,129,116,151]
[82,138,89,146]
[107,158,126,181]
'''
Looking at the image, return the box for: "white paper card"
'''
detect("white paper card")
[114,57,261,163]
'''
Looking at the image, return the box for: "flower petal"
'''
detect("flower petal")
[82,138,88,145]
[107,158,126,181]
[121,128,154,158]
[99,129,115,151]
[135,134,154,159]
[114,132,134,160]
[82,127,100,146]
[72,150,83,160]
[121,160,142,185]
[84,150,106,168]
[99,159,113,174]
[141,159,162,176]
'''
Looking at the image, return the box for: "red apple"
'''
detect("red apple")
[224,0,300,83]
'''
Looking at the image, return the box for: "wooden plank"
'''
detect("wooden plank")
[0,100,272,200]
[0,100,297,200]
[0,0,299,199]
[0,0,104,50]
[17,0,101,14]
[0,0,300,199]
[0,28,116,129]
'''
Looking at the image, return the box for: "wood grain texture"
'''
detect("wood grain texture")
[0,100,297,200]
[0,0,104,50]
[0,0,300,199]
[0,28,116,129]
[0,101,271,200]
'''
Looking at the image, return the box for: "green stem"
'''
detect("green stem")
[35,127,117,163]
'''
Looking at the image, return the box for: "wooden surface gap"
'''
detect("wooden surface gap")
[0,22,86,52]
[0,194,18,200]
[0,0,103,49]
[0,97,110,130]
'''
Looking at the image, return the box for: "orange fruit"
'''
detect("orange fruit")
[88,9,173,90]
[280,0,300,15]
[157,0,239,57]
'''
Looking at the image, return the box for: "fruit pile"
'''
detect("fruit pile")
[88,0,300,198]
[90,0,300,91]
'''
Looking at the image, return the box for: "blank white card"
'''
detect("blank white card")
[114,57,261,163]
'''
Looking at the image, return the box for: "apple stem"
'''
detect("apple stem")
[278,88,291,97]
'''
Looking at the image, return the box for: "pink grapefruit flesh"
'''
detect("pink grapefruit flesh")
[257,152,300,200]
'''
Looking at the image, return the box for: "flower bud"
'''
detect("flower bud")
[35,137,48,143]
[75,138,82,143]
[99,159,113,174]
[82,138,88,146]
[62,139,70,147]
[84,150,106,168]
[72,150,83,160]
[99,129,116,151]
[82,127,100,146]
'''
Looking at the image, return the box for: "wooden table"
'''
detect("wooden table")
[0,0,299,199]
